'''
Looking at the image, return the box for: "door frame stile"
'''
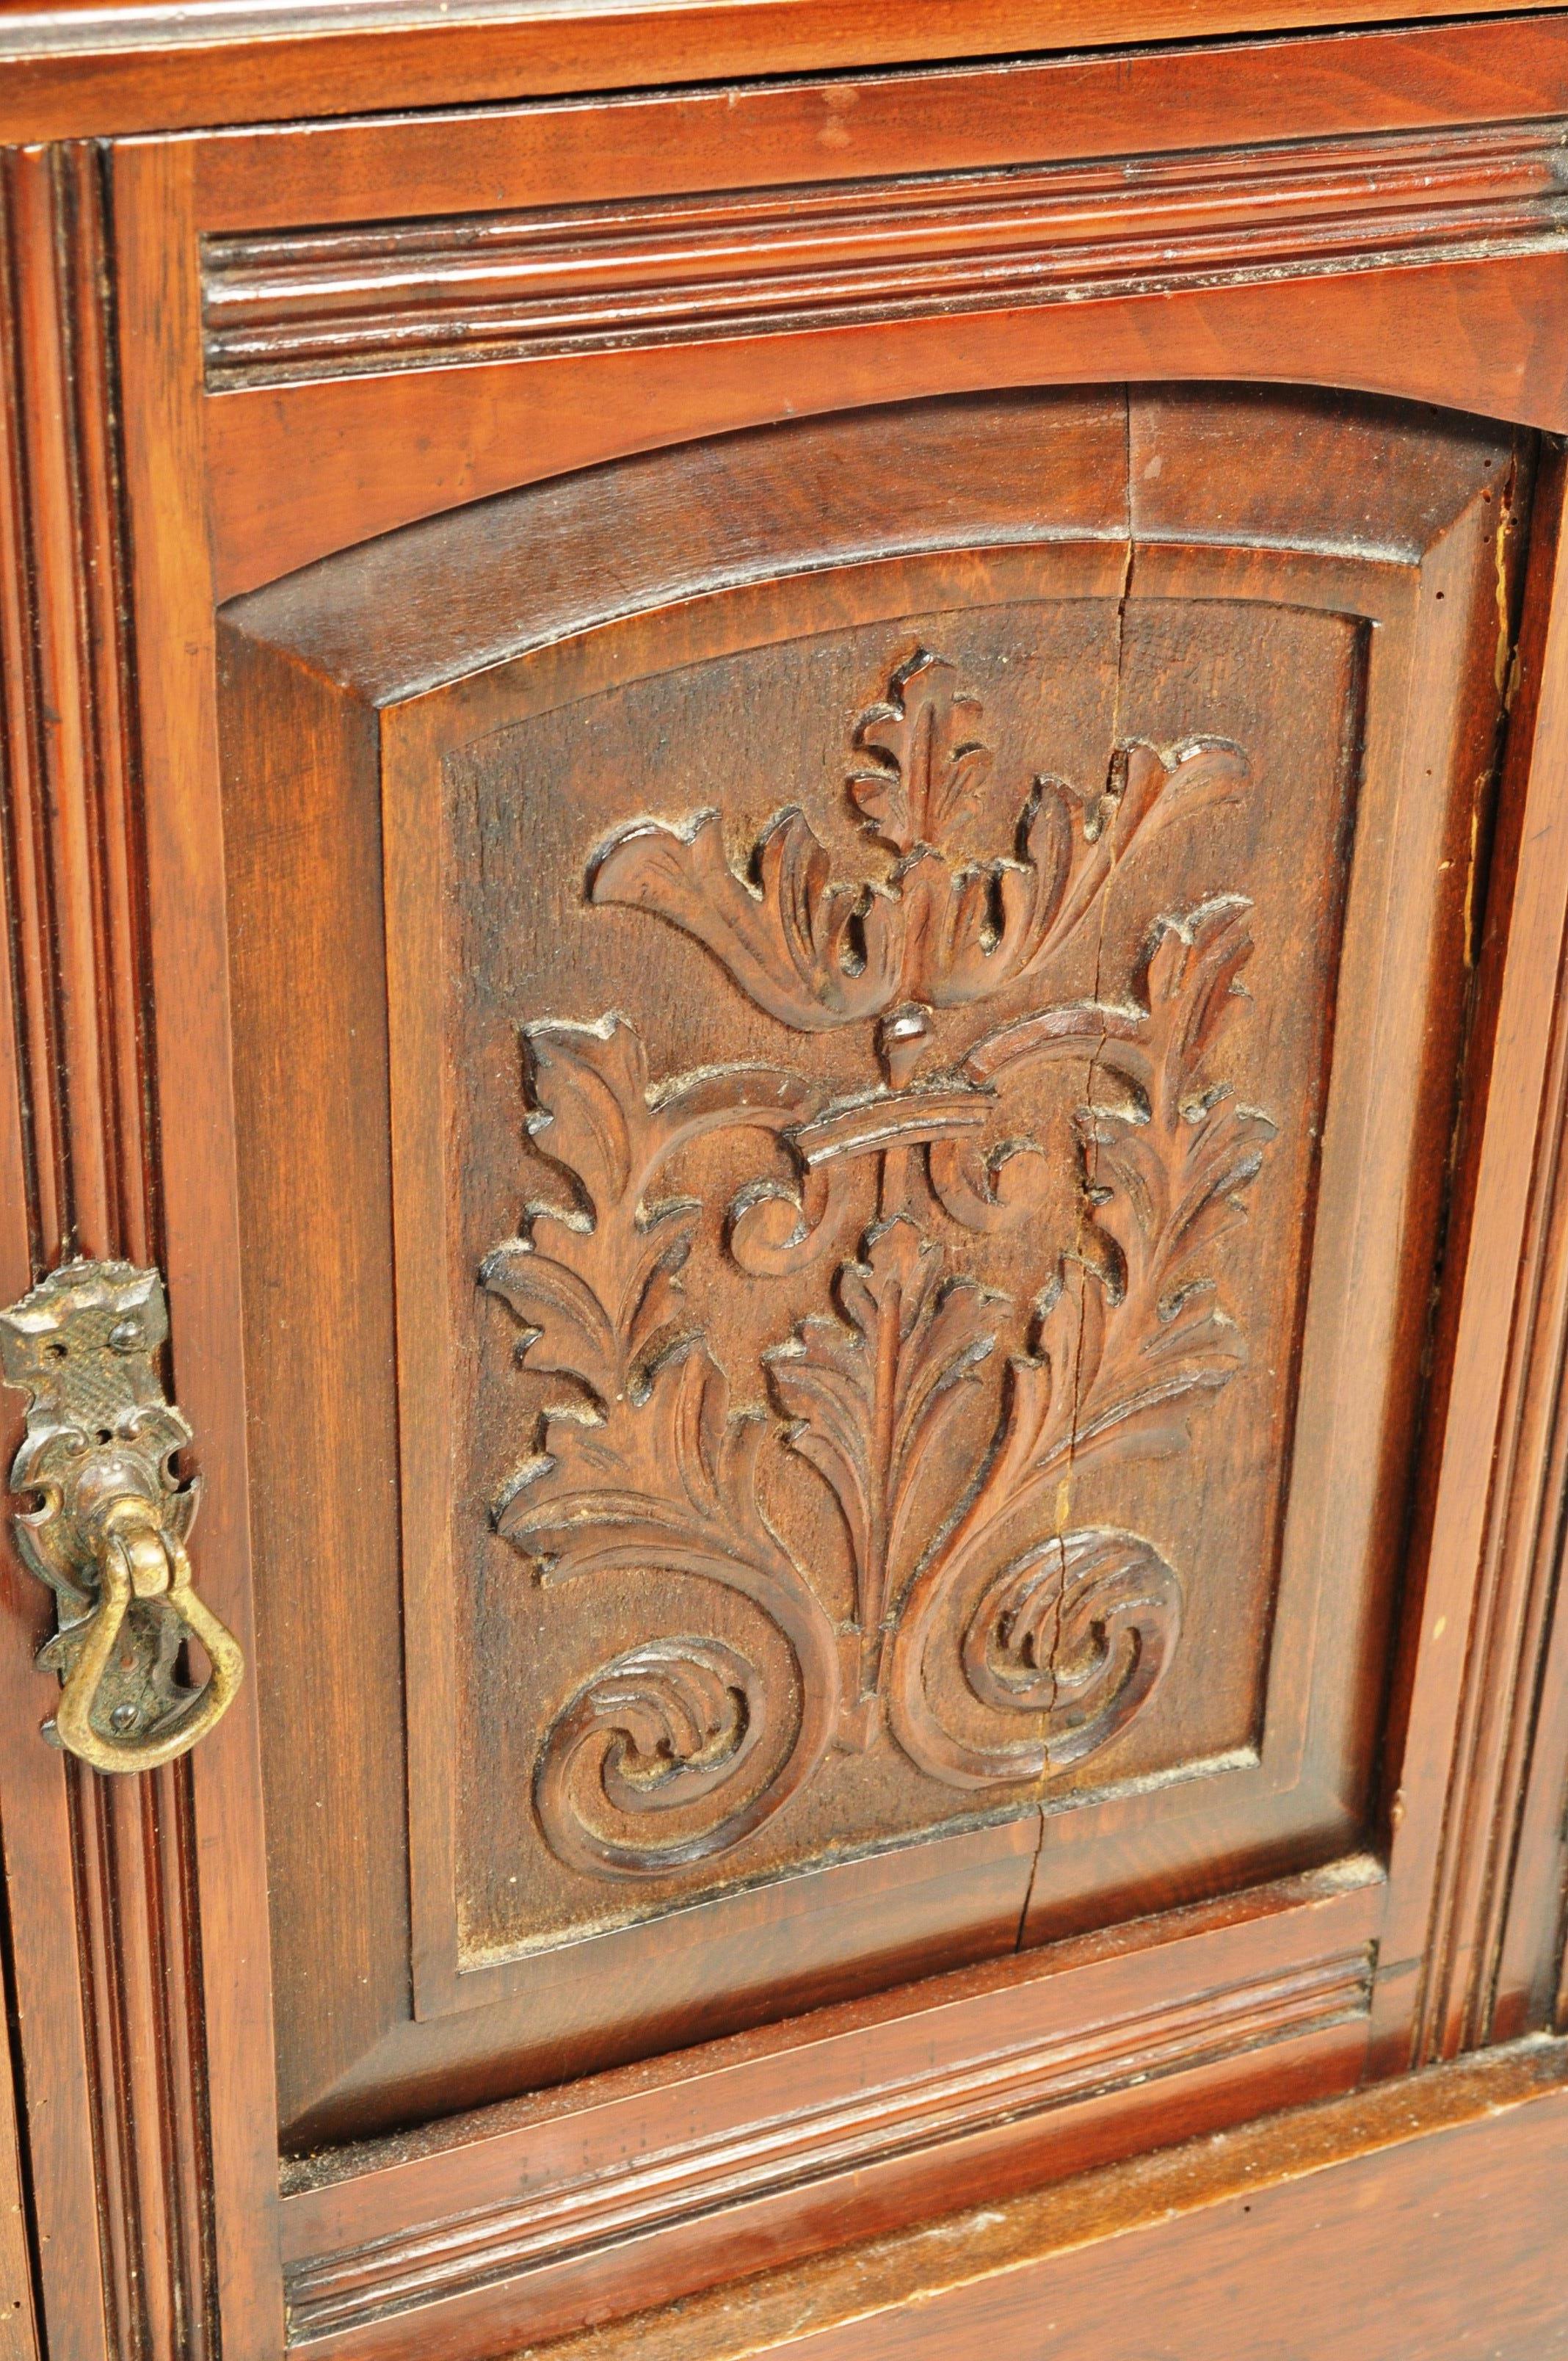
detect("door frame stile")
[1378,455,1568,2064]
[0,131,249,2361]
[111,132,284,2360]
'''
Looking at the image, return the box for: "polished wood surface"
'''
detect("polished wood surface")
[5,9,1568,2361]
[524,2037,1568,2361]
[277,1874,1380,2360]
[203,259,1568,598]
[0,140,223,2361]
[0,1967,39,2361]
[111,136,286,2361]
[197,120,1568,390]
[182,22,1568,594]
[189,18,1568,234]
[4,1,1568,144]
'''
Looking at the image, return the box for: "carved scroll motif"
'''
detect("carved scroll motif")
[485,649,1271,1876]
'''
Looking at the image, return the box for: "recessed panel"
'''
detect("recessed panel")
[435,590,1354,1962]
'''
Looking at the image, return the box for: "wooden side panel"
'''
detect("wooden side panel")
[1375,450,1568,2067]
[1412,451,1568,2057]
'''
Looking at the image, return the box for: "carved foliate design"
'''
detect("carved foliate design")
[484,649,1271,1876]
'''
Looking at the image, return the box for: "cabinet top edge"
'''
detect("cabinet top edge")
[5,1,1568,147]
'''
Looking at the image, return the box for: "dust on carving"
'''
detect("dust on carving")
[483,648,1272,1876]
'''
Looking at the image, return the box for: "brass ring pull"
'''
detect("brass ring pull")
[0,1261,245,1774]
[51,1500,245,1772]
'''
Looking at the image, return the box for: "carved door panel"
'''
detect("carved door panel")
[219,382,1524,2157]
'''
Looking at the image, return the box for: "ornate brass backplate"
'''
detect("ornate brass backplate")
[0,1260,243,1771]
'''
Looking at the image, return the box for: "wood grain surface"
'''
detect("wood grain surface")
[109,137,286,2361]
[189,17,1568,234]
[4,2,1568,144]
[219,381,1522,2139]
[198,117,1568,388]
[507,2037,1568,2361]
[0,139,218,2361]
[273,1874,1381,2359]
[0,1859,39,2361]
[204,369,1563,2360]
[184,21,1568,597]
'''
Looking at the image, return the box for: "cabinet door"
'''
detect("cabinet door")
[9,22,1568,2361]
[221,382,1513,2147]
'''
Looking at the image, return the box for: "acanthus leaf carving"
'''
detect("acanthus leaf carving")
[764,1215,1000,1736]
[887,897,1271,1788]
[946,1527,1185,1784]
[484,1020,841,1876]
[589,806,901,1033]
[1069,899,1275,1465]
[589,653,1247,1029]
[483,1013,819,1402]
[488,648,1274,1876]
[534,1637,769,1879]
[510,1340,841,1877]
[846,649,992,855]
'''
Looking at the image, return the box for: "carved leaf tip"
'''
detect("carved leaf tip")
[849,649,992,856]
[492,1445,567,1539]
[587,802,900,1030]
[521,1011,650,1216]
[1056,738,1249,903]
[1111,733,1249,832]
[1137,893,1255,1059]
[586,804,720,885]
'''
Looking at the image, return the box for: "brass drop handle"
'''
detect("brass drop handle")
[0,1261,244,1772]
[51,1496,244,1772]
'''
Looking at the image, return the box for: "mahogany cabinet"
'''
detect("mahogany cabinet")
[7,7,1568,2358]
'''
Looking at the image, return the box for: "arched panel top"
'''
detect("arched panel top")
[222,382,1519,706]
